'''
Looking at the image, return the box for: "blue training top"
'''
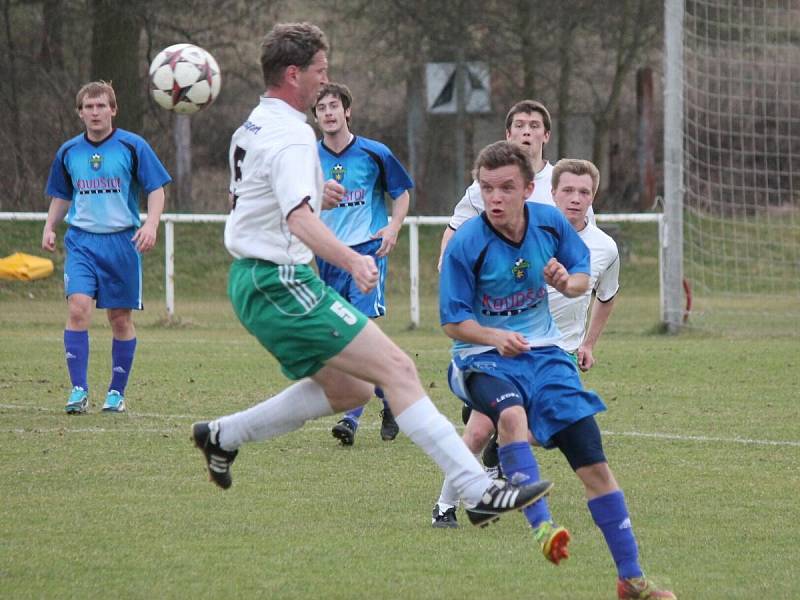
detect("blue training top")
[440,202,590,356]
[318,135,413,247]
[45,128,171,234]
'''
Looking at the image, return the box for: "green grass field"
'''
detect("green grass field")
[2,220,799,598]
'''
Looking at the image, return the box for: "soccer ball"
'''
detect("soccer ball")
[148,44,221,114]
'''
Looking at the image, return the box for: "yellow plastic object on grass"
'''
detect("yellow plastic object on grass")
[0,253,55,281]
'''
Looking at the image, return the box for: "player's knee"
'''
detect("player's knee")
[553,416,607,471]
[107,309,134,337]
[107,309,126,322]
[67,298,92,328]
[463,419,493,452]
[497,405,528,443]
[380,347,418,386]
[323,378,372,411]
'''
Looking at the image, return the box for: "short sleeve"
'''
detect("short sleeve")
[552,210,590,275]
[448,181,483,230]
[595,247,620,302]
[45,146,73,201]
[135,140,172,193]
[273,143,321,217]
[382,151,414,199]
[439,229,479,326]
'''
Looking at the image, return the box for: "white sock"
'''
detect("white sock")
[436,453,480,508]
[216,379,333,450]
[395,396,490,506]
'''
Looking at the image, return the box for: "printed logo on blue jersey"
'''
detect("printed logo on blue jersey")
[331,163,345,182]
[90,153,102,171]
[512,257,530,281]
[481,286,547,317]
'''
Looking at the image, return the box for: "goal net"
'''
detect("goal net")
[679,0,800,331]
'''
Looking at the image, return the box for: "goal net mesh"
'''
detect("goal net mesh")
[681,0,800,330]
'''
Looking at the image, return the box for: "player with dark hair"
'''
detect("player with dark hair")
[437,99,595,271]
[42,80,171,414]
[438,143,675,599]
[312,82,412,445]
[191,22,551,528]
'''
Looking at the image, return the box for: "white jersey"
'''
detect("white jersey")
[225,97,324,265]
[448,161,594,229]
[448,162,555,230]
[548,221,620,353]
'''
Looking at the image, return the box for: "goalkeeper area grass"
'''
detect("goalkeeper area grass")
[1,220,797,598]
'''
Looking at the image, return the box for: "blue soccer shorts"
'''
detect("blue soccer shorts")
[316,238,386,318]
[64,226,142,309]
[448,346,607,448]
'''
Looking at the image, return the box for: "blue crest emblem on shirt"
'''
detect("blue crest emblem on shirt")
[512,257,530,281]
[90,153,102,171]
[331,163,345,182]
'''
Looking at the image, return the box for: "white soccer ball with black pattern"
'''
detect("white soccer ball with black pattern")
[148,44,221,114]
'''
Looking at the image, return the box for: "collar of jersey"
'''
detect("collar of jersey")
[260,96,308,122]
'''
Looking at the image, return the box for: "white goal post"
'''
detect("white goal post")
[0,212,661,327]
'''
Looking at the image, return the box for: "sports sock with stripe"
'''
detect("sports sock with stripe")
[64,329,89,391]
[109,337,136,394]
[588,490,643,579]
[499,440,551,527]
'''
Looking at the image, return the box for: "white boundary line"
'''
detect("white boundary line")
[2,404,798,447]
[600,430,800,448]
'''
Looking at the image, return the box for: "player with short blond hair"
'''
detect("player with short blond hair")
[42,80,170,414]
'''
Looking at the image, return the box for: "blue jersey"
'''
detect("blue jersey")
[318,136,413,246]
[45,128,171,234]
[440,202,590,356]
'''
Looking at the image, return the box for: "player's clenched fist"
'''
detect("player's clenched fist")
[322,179,345,210]
[42,228,57,252]
[351,254,378,293]
[543,257,569,293]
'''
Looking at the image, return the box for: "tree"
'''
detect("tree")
[40,0,64,71]
[90,0,144,133]
[585,0,660,193]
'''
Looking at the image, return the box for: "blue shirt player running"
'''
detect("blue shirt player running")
[42,81,171,415]
[313,82,413,446]
[439,142,676,600]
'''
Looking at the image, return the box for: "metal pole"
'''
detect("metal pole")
[174,114,192,212]
[165,219,175,318]
[409,221,420,328]
[662,0,685,332]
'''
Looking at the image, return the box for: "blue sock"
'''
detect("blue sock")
[498,440,551,528]
[64,330,89,390]
[375,386,391,412]
[345,405,364,424]
[588,490,643,579]
[109,338,137,395]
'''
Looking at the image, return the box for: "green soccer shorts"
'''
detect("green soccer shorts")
[228,259,368,380]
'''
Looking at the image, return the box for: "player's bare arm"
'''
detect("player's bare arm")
[577,295,616,371]
[373,190,409,257]
[437,227,456,272]
[287,201,378,292]
[544,258,589,298]
[132,187,166,253]
[41,198,71,252]
[443,320,530,357]
[321,179,344,210]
